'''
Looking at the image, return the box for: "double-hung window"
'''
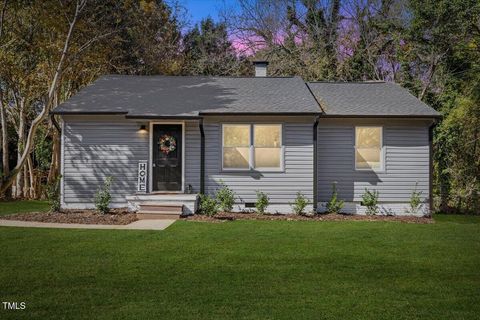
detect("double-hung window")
[222,124,283,171]
[223,124,251,169]
[355,126,383,170]
[254,124,282,169]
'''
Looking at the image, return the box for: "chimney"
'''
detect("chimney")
[253,60,269,77]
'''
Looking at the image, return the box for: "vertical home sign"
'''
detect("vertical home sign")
[137,160,148,193]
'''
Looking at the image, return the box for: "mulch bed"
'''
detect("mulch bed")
[183,212,433,224]
[1,208,138,225]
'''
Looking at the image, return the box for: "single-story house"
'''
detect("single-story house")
[51,62,440,217]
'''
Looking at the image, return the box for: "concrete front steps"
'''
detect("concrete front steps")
[137,204,183,220]
[126,193,199,219]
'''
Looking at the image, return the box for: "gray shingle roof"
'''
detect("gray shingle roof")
[53,76,440,118]
[307,81,440,117]
[52,75,320,116]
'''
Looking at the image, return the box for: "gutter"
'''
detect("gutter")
[319,114,441,119]
[50,111,128,116]
[198,112,321,116]
[51,111,440,119]
[199,118,205,195]
[126,115,202,120]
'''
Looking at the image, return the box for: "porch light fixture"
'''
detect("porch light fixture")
[139,124,147,133]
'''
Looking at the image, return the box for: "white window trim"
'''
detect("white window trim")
[354,126,384,172]
[221,124,251,171]
[221,123,284,172]
[253,124,284,171]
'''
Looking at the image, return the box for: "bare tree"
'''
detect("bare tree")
[0,0,87,195]
[225,0,346,80]
[0,88,8,196]
[0,0,9,198]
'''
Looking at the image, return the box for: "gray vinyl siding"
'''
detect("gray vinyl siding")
[184,121,201,192]
[317,120,430,204]
[62,115,430,215]
[62,120,149,205]
[203,121,314,209]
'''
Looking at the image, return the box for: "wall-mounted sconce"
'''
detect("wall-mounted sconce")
[139,124,148,133]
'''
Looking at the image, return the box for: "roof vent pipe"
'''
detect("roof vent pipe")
[253,60,268,77]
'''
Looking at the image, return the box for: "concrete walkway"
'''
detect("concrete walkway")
[0,219,176,230]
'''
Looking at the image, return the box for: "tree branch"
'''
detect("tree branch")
[0,0,87,194]
[0,0,7,41]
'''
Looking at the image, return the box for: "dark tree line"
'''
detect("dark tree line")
[228,0,479,212]
[0,0,479,213]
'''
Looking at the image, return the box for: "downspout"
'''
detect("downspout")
[199,118,205,195]
[313,115,320,213]
[305,80,325,214]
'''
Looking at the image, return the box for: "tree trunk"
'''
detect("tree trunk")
[48,91,61,184]
[0,88,10,199]
[48,129,60,184]
[27,154,35,198]
[14,98,25,198]
[0,0,7,41]
[0,1,9,199]
[0,0,86,195]
[23,161,28,198]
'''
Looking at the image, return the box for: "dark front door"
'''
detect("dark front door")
[152,124,182,191]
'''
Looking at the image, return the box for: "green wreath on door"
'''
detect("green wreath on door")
[159,134,176,154]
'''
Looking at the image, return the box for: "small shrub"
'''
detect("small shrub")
[326,182,344,214]
[361,188,379,215]
[255,191,269,214]
[408,182,423,214]
[199,194,219,216]
[46,175,62,212]
[290,192,311,215]
[94,176,113,214]
[216,182,236,212]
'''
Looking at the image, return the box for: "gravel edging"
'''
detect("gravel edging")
[183,212,433,224]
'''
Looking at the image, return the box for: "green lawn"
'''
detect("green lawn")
[0,215,479,319]
[0,200,49,216]
[434,213,480,224]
